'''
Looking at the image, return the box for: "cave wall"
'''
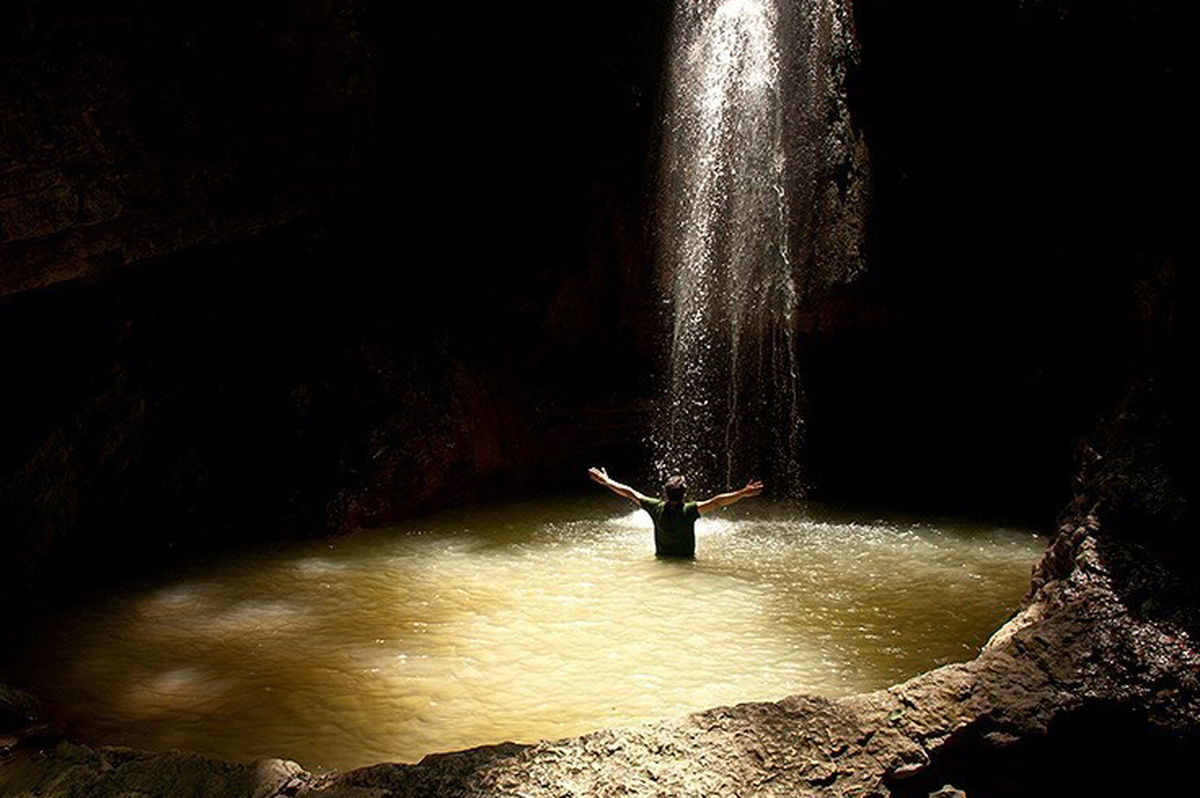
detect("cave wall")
[2,0,1197,598]
[798,0,1198,523]
[1,0,670,597]
[0,0,379,297]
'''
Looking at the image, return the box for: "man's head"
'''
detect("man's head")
[664,474,687,504]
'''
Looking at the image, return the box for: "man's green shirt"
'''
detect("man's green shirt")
[638,497,700,557]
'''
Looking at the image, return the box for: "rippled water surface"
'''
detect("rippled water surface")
[3,496,1044,771]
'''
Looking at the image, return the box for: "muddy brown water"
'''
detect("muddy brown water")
[2,496,1044,772]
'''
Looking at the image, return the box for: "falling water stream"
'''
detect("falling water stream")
[2,497,1043,772]
[656,0,864,493]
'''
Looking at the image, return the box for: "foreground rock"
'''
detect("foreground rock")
[3,511,1196,797]
[0,748,309,798]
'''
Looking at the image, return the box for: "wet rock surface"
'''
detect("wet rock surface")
[0,746,310,798]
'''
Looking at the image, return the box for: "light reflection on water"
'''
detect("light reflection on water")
[4,496,1044,772]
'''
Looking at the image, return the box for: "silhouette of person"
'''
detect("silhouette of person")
[588,467,763,557]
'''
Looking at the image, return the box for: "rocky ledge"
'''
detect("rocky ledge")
[2,505,1197,798]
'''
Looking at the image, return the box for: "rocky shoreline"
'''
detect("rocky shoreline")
[3,503,1196,797]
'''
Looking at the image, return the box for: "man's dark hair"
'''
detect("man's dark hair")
[664,474,687,504]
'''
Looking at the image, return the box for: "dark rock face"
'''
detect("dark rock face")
[0,228,657,596]
[1,0,668,597]
[0,687,37,737]
[800,0,1200,523]
[0,0,378,298]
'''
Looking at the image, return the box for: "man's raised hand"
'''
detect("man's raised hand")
[742,479,764,497]
[588,467,610,485]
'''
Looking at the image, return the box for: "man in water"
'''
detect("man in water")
[587,467,764,557]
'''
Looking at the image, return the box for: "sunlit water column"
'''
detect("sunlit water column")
[655,0,865,494]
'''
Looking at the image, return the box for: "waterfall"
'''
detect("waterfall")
[654,0,866,495]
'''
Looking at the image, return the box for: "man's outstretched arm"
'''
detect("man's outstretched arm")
[588,467,652,505]
[697,480,764,516]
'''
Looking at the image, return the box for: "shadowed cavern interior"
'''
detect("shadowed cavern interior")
[1,0,1197,795]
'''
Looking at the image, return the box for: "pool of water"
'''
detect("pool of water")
[2,496,1044,772]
